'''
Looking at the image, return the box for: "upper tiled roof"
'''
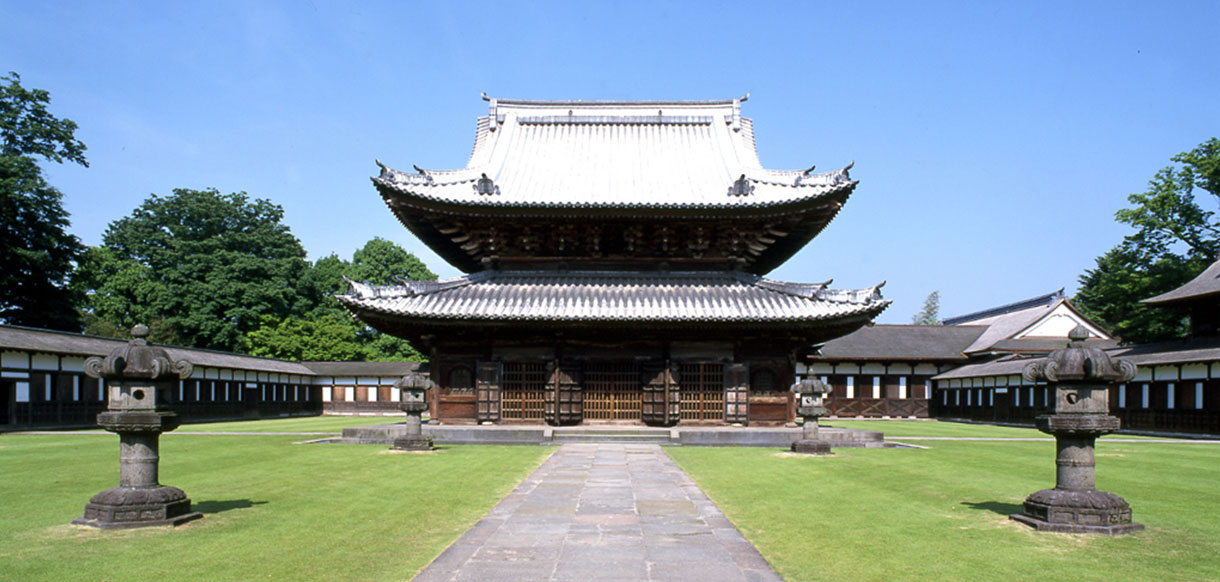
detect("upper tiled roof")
[812,324,986,361]
[338,270,889,324]
[1143,256,1220,305]
[374,97,856,210]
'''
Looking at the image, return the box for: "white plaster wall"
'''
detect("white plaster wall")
[1016,303,1110,339]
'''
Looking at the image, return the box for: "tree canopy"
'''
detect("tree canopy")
[246,238,436,362]
[76,188,317,351]
[0,72,85,330]
[1075,138,1219,344]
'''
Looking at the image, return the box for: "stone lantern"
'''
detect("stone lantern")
[72,325,201,529]
[790,376,832,455]
[1010,325,1144,534]
[392,370,434,451]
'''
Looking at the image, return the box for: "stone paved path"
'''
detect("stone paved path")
[413,443,781,582]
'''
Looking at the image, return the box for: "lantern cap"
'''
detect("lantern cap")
[791,377,832,395]
[395,370,434,391]
[84,325,193,381]
[1023,324,1135,383]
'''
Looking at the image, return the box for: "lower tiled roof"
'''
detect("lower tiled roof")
[338,270,889,324]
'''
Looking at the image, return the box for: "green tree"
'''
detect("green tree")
[243,314,373,362]
[249,238,434,361]
[0,72,86,330]
[1075,138,1219,344]
[911,291,941,326]
[77,188,318,351]
[251,237,434,361]
[349,237,436,286]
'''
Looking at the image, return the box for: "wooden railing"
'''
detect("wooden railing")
[827,397,931,418]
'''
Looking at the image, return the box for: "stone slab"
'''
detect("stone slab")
[341,423,887,448]
[411,444,782,581]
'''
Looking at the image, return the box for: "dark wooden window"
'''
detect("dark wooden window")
[750,369,777,395]
[448,366,474,395]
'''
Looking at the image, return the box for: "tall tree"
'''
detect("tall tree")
[911,291,941,326]
[0,72,86,330]
[77,188,318,351]
[1076,138,1219,344]
[244,238,435,362]
[348,237,436,285]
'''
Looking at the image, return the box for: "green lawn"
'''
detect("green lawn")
[667,439,1220,582]
[0,430,553,581]
[179,414,401,434]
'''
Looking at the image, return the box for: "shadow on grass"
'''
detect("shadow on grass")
[961,500,1022,516]
[193,499,268,514]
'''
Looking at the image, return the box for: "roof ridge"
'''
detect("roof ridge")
[943,288,1065,325]
[484,96,748,107]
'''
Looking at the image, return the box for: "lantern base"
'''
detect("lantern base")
[1009,488,1143,535]
[790,439,832,455]
[72,485,202,529]
[392,434,435,451]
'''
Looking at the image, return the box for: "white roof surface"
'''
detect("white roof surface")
[375,98,855,209]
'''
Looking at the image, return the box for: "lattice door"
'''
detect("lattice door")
[679,363,725,421]
[723,363,749,425]
[639,362,679,426]
[585,362,642,421]
[501,362,547,421]
[475,361,502,422]
[545,360,584,425]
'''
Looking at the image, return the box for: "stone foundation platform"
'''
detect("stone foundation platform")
[338,423,888,448]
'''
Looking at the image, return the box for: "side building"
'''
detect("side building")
[807,277,1220,435]
[805,289,1115,420]
[0,324,418,429]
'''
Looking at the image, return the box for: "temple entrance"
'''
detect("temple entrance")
[500,362,547,421]
[679,363,724,421]
[584,362,642,421]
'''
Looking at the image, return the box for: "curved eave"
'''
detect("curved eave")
[374,175,855,214]
[337,291,890,326]
[376,178,856,275]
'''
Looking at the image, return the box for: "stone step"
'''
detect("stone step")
[551,432,672,444]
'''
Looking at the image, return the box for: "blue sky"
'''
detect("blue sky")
[3,1,1217,324]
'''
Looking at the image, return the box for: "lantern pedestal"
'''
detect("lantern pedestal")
[1009,414,1142,535]
[790,378,833,455]
[73,326,200,529]
[74,485,200,530]
[1008,326,1143,535]
[392,371,435,451]
[392,413,434,451]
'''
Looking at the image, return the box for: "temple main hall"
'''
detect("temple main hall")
[340,96,889,426]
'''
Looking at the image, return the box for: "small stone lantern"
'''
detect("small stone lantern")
[73,325,201,529]
[1010,325,1144,534]
[392,370,434,451]
[790,377,832,455]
